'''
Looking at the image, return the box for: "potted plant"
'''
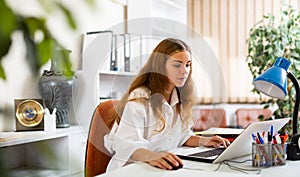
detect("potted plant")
[0,0,80,80]
[246,3,300,133]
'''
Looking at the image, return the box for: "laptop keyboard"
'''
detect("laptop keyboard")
[189,147,226,157]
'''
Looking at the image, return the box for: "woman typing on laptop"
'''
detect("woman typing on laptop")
[104,38,230,172]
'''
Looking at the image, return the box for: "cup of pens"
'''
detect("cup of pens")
[252,126,288,167]
[272,143,286,166]
[252,142,272,167]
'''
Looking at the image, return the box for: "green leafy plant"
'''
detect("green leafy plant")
[246,3,300,133]
[0,0,79,79]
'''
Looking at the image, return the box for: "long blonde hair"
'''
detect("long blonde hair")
[107,38,196,130]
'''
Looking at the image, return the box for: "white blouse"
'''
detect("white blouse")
[104,87,194,172]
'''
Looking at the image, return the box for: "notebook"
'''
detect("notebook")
[174,118,290,163]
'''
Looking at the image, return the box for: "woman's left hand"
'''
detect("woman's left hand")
[200,135,230,148]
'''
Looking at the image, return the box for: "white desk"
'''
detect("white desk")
[97,157,300,177]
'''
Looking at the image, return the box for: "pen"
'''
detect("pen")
[262,131,268,143]
[274,134,285,157]
[272,145,284,164]
[252,133,256,142]
[252,133,260,144]
[280,132,288,143]
[257,132,264,144]
[270,125,274,136]
[262,131,265,137]
[273,136,277,144]
[275,134,282,144]
[267,131,272,143]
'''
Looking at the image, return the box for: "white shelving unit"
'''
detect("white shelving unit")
[81,31,159,104]
[98,71,137,102]
[0,126,86,177]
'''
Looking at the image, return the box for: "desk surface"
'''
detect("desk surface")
[97,157,300,177]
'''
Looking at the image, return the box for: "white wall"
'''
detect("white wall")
[0,0,125,131]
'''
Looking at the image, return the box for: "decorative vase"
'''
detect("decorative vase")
[38,50,76,128]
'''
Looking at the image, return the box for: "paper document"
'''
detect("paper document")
[195,127,244,135]
[0,133,24,142]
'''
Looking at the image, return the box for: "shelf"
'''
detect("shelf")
[99,70,137,76]
[0,125,85,176]
[8,167,69,177]
[98,72,136,101]
[0,126,81,148]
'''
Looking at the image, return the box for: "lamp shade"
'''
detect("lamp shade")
[253,57,291,98]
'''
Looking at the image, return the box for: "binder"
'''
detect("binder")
[115,34,125,71]
[111,34,118,71]
[123,33,131,72]
[129,34,142,73]
[83,30,114,71]
[83,31,144,73]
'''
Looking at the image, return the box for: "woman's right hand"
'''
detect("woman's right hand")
[147,151,183,170]
[131,148,183,170]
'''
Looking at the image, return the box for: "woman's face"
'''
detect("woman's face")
[165,50,191,88]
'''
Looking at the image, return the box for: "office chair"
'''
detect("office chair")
[85,100,119,177]
[235,108,272,128]
[192,108,227,131]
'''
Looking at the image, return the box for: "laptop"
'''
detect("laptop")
[174,118,290,163]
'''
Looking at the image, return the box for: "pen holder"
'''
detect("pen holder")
[272,143,286,166]
[252,143,272,167]
[44,108,57,132]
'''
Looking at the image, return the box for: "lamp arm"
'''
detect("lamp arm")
[287,72,300,135]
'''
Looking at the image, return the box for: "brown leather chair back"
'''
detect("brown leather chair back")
[192,108,227,131]
[235,108,272,128]
[85,100,119,177]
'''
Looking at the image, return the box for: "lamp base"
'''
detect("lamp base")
[287,143,300,160]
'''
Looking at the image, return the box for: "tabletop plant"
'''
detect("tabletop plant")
[246,3,300,133]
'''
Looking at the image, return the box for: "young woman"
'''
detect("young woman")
[104,38,230,172]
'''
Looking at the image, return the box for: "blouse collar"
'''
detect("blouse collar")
[127,86,180,107]
[169,88,180,107]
